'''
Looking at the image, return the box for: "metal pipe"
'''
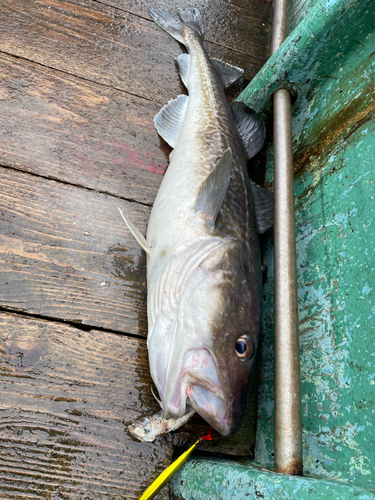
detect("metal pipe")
[271,0,288,55]
[271,0,303,476]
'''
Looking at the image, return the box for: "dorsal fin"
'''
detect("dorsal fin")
[231,102,266,159]
[195,148,233,224]
[212,58,244,87]
[176,53,190,88]
[250,181,274,234]
[154,95,188,148]
[118,208,152,255]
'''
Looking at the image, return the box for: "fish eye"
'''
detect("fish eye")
[235,335,255,361]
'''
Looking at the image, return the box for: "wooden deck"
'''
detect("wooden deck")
[0,1,272,498]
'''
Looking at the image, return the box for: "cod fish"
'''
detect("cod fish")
[122,8,273,437]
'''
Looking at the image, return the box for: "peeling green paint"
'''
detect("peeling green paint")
[252,0,375,488]
[171,458,375,500]
[171,0,375,497]
[256,121,375,487]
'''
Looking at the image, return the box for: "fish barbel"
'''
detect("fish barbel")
[122,8,273,436]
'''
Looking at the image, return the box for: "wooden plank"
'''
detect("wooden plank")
[0,167,150,334]
[0,52,167,206]
[0,311,170,499]
[93,0,273,58]
[0,0,265,103]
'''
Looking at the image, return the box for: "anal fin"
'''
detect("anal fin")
[118,208,152,255]
[250,181,274,234]
[176,53,190,88]
[154,94,188,148]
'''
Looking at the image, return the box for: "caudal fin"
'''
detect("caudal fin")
[148,8,204,45]
[177,8,204,37]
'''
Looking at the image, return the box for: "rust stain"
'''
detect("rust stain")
[276,456,303,476]
[294,98,374,175]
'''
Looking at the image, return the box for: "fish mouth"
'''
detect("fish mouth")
[187,386,230,435]
[162,348,231,434]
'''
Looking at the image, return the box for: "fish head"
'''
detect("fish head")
[148,239,261,436]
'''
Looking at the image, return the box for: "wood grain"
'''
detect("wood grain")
[0,52,167,206]
[0,311,170,499]
[0,0,273,493]
[0,167,150,334]
[0,310,257,500]
[0,0,265,104]
[92,0,273,58]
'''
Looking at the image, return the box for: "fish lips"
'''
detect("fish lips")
[162,348,235,435]
[187,385,231,436]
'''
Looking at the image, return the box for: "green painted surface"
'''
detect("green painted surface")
[287,0,320,35]
[239,0,375,122]
[171,458,375,500]
[171,0,375,497]
[252,0,375,488]
[257,120,375,485]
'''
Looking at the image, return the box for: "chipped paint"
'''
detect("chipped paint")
[171,458,375,499]
[250,0,375,491]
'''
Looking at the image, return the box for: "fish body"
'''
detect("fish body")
[122,9,273,436]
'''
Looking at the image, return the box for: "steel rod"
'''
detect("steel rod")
[271,0,303,476]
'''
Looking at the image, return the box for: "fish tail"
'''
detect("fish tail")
[177,8,204,37]
[148,8,204,46]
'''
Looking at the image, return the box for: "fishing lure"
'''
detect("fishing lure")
[139,429,213,500]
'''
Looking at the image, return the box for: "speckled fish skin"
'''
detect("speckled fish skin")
[146,9,262,436]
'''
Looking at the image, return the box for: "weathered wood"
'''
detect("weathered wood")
[0,0,273,493]
[0,52,167,206]
[0,0,265,104]
[0,311,170,499]
[0,167,150,335]
[93,0,273,58]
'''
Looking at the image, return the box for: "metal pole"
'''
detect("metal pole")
[272,0,303,476]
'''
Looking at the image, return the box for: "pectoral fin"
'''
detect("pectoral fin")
[118,208,152,255]
[250,181,274,234]
[154,94,188,148]
[195,148,232,224]
[231,101,266,159]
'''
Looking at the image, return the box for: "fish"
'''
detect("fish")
[128,407,195,443]
[121,8,273,436]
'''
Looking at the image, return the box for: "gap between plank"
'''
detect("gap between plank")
[0,163,154,208]
[0,49,163,106]
[0,306,147,341]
